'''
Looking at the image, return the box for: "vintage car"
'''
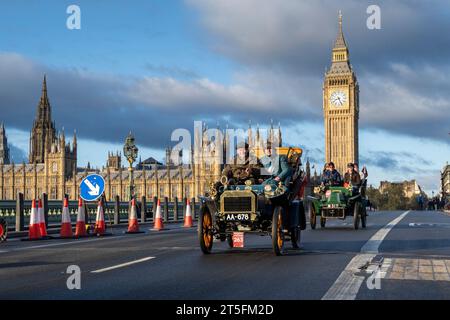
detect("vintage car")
[307,182,367,230]
[0,218,7,242]
[198,147,307,256]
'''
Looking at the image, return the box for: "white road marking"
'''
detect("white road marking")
[322,211,410,300]
[91,256,155,273]
[360,211,409,254]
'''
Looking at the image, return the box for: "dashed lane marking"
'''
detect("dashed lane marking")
[322,211,410,300]
[91,256,155,273]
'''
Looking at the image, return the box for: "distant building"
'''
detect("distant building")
[441,163,450,197]
[379,180,422,198]
[0,123,10,165]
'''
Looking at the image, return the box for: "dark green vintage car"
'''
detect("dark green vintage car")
[307,184,367,230]
[198,147,307,256]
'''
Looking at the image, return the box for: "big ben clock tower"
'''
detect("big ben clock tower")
[323,11,359,174]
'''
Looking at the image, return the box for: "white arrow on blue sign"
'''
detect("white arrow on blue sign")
[80,174,105,201]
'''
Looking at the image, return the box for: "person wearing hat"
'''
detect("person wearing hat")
[221,141,262,185]
[321,162,342,186]
[260,142,292,187]
[343,163,361,187]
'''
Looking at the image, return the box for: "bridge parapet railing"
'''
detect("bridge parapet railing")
[0,194,199,232]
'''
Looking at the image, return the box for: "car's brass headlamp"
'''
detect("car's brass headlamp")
[220,175,228,185]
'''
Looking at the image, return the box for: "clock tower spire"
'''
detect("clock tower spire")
[323,11,359,174]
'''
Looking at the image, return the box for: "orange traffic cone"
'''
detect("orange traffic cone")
[94,199,106,235]
[60,197,73,238]
[75,198,87,237]
[183,199,193,228]
[37,198,49,238]
[152,199,164,231]
[28,199,41,240]
[126,198,142,233]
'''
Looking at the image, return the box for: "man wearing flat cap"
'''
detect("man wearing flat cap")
[222,141,262,185]
[260,142,292,187]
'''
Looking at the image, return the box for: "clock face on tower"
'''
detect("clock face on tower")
[330,90,347,107]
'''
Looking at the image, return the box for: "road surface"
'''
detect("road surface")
[0,210,449,299]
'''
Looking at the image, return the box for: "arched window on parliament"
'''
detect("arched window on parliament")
[184,185,190,199]
[111,186,117,197]
[147,186,152,198]
[25,188,32,200]
[50,187,57,199]
[172,185,178,199]
[159,185,165,198]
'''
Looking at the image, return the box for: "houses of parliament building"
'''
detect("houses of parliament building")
[0,76,282,201]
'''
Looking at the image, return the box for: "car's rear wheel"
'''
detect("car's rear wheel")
[0,218,7,242]
[353,202,361,230]
[198,206,213,254]
[309,202,317,230]
[290,226,301,249]
[272,206,285,256]
[361,204,367,229]
[320,217,326,228]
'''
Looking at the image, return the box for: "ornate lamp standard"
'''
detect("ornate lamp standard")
[123,132,138,201]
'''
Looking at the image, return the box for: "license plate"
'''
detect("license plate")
[232,232,244,248]
[224,213,250,221]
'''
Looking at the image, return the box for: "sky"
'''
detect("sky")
[0,0,449,195]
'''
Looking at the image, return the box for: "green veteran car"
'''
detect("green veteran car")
[198,147,307,256]
[307,183,367,230]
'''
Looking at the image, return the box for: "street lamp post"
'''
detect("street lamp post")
[123,132,139,201]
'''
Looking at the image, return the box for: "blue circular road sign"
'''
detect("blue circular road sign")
[80,174,105,201]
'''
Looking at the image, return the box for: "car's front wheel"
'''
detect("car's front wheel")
[361,205,367,229]
[272,206,285,256]
[226,234,234,248]
[309,202,317,230]
[353,202,361,230]
[198,206,213,254]
[320,217,326,228]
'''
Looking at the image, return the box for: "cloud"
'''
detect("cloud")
[0,52,286,150]
[1,0,450,153]
[360,150,432,175]
[144,64,200,80]
[187,0,450,74]
[8,144,28,163]
[186,0,450,143]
